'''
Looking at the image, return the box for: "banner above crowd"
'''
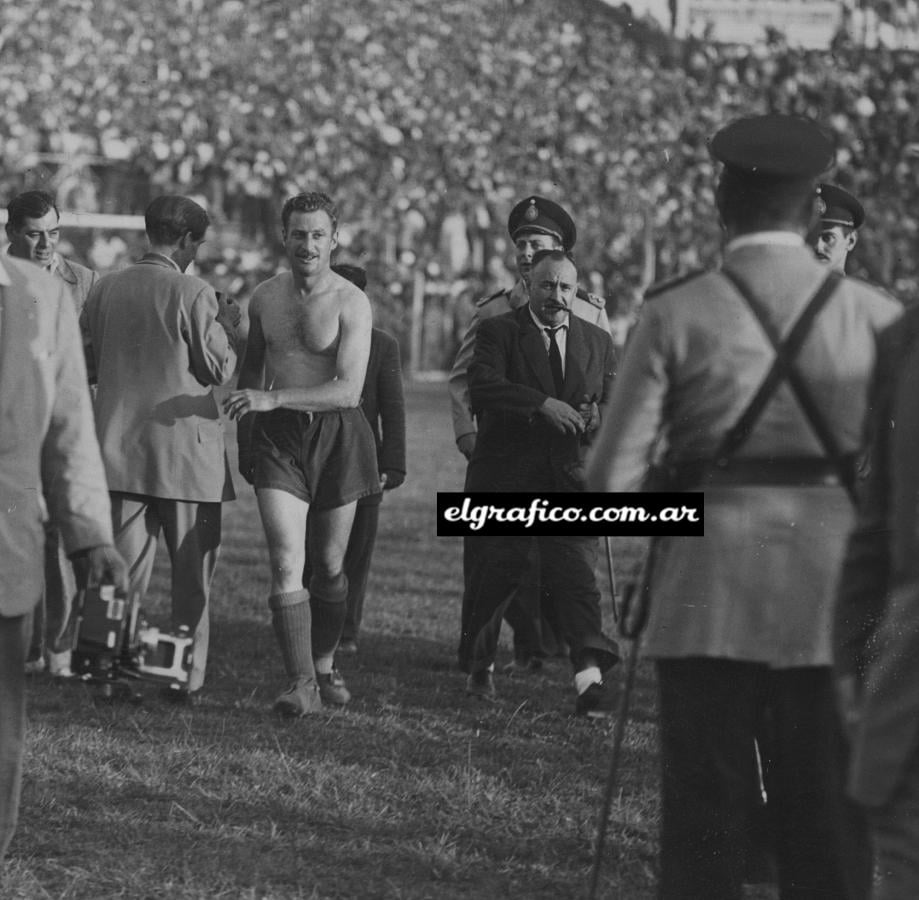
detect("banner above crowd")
[620,0,919,50]
[675,0,842,48]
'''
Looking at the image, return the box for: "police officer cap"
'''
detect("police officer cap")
[817,183,864,230]
[710,114,835,180]
[507,196,577,250]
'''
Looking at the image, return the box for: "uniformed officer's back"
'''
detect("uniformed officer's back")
[586,112,900,900]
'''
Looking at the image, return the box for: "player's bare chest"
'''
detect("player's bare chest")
[263,297,340,356]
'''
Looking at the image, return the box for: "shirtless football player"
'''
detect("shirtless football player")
[225,192,378,716]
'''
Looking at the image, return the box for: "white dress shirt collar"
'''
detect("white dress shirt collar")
[725,231,805,254]
[528,306,569,376]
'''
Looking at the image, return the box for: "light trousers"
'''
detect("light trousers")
[110,492,222,692]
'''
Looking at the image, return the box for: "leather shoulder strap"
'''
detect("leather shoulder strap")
[717,269,855,502]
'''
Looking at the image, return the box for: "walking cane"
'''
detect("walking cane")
[587,538,655,900]
[604,536,620,625]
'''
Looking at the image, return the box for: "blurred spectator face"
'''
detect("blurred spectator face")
[813,225,857,272]
[528,255,577,328]
[514,231,562,286]
[283,209,338,279]
[6,209,61,268]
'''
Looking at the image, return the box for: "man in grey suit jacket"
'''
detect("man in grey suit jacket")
[6,189,100,678]
[0,255,125,859]
[81,195,240,699]
[836,305,919,899]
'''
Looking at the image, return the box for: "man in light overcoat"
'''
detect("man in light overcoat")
[0,255,124,858]
[6,189,101,677]
[81,194,239,698]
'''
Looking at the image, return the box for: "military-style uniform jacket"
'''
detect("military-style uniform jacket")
[448,279,608,442]
[586,237,900,667]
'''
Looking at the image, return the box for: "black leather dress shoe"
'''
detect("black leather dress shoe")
[575,681,618,719]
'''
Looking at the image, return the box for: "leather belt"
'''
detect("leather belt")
[668,456,853,490]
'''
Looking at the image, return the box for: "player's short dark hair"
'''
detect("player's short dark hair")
[530,248,576,273]
[144,195,210,245]
[6,190,59,230]
[716,169,815,234]
[281,192,339,232]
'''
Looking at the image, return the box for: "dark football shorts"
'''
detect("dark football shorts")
[252,407,380,510]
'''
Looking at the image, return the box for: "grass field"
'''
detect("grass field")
[5,382,672,899]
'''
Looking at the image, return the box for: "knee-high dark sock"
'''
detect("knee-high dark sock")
[268,589,314,681]
[309,572,348,667]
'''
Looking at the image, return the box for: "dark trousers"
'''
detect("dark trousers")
[304,500,380,642]
[656,658,871,900]
[501,549,544,656]
[458,539,567,670]
[465,533,616,674]
[0,613,31,859]
[870,745,919,900]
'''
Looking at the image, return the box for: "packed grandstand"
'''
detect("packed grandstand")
[1,0,917,336]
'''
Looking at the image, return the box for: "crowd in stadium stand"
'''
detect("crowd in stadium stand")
[842,0,919,49]
[2,0,919,340]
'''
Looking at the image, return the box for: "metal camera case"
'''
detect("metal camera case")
[72,584,194,692]
[131,620,194,686]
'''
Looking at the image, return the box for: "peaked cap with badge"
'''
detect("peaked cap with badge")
[507,196,577,250]
[709,113,835,183]
[817,183,865,231]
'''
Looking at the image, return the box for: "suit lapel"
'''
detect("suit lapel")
[516,306,557,397]
[561,316,589,405]
[56,255,78,287]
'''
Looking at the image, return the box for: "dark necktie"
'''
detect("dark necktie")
[546,326,564,396]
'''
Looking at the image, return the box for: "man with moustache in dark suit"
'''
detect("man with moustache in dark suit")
[463,249,619,716]
[449,196,609,675]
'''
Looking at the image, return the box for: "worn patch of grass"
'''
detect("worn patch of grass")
[3,382,711,899]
